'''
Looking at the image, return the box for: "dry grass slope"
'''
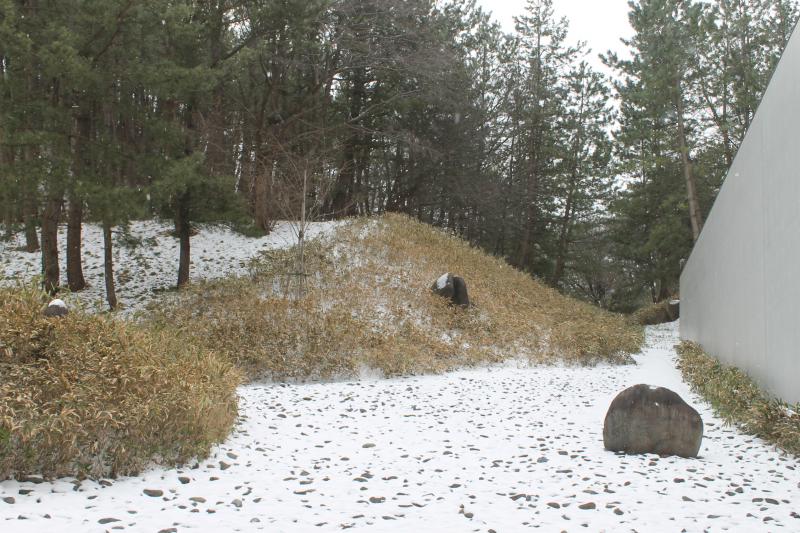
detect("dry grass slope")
[677,342,800,456]
[0,284,240,480]
[151,214,643,380]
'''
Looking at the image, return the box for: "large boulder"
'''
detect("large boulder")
[43,299,69,318]
[431,273,470,308]
[603,384,703,458]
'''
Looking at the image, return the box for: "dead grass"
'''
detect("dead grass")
[150,214,643,381]
[677,342,800,455]
[630,301,677,326]
[0,284,241,480]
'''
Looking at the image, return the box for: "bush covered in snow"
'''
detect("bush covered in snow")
[0,284,240,480]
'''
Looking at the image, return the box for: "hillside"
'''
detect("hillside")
[150,214,643,380]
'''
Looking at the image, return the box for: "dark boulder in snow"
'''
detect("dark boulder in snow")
[431,273,470,308]
[603,384,703,458]
[43,299,69,318]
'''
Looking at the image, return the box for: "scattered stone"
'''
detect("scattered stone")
[603,384,703,458]
[232,499,243,508]
[143,489,163,498]
[178,476,191,484]
[369,496,386,504]
[98,518,120,524]
[3,497,15,504]
[579,502,596,510]
[219,461,231,470]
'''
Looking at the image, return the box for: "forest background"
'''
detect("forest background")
[0,0,796,311]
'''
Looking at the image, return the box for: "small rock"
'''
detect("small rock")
[143,489,163,498]
[3,497,15,504]
[232,499,242,508]
[369,496,386,504]
[178,477,191,484]
[98,518,120,524]
[579,502,596,510]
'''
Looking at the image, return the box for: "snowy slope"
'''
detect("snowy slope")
[0,221,339,315]
[1,322,798,532]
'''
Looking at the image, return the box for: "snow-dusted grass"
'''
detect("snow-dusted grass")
[2,322,798,532]
[678,341,800,455]
[149,215,642,382]
[0,220,339,315]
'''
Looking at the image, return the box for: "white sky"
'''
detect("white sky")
[474,0,634,75]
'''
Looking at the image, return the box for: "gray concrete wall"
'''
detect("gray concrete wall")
[680,24,800,404]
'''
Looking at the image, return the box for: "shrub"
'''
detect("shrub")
[0,284,241,480]
[149,214,643,381]
[677,342,800,455]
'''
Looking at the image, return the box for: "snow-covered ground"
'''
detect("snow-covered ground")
[0,221,339,314]
[2,322,798,532]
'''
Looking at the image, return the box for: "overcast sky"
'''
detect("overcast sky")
[473,0,634,75]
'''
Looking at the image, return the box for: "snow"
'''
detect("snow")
[2,321,798,532]
[0,221,341,315]
[435,273,449,290]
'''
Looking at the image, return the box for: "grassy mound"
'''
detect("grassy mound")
[150,214,643,380]
[677,342,800,455]
[0,285,240,480]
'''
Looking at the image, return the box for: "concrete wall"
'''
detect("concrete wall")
[680,24,800,404]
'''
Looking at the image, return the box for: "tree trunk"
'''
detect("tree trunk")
[40,191,63,294]
[176,196,191,288]
[329,69,366,218]
[552,183,576,287]
[66,198,86,291]
[23,205,39,252]
[675,82,704,241]
[253,156,274,232]
[102,219,117,310]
